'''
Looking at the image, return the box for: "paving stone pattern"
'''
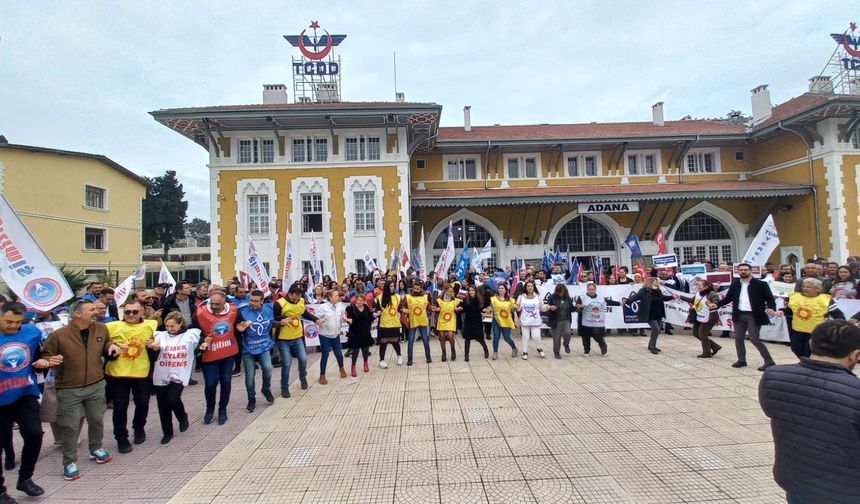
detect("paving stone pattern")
[6,332,793,503]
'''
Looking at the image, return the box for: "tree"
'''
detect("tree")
[142,170,188,258]
[184,217,210,247]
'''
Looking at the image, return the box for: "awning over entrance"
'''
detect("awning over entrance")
[410,181,812,208]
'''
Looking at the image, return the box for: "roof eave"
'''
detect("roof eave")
[433,133,749,149]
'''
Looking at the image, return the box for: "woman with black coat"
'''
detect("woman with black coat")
[461,285,489,361]
[627,277,675,354]
[543,283,575,358]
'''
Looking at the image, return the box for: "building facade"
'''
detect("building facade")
[152,79,860,285]
[0,142,148,283]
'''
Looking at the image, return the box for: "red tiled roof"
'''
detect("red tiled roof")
[437,119,746,141]
[152,101,440,114]
[411,181,811,207]
[750,93,830,130]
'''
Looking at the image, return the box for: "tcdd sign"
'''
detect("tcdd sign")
[831,22,860,70]
[284,21,346,76]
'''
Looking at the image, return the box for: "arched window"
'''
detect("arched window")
[553,216,616,252]
[673,211,733,263]
[432,218,497,272]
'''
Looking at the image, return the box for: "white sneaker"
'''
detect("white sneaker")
[538,349,546,358]
[583,352,590,357]
[522,353,528,360]
[379,360,388,369]
[397,355,403,366]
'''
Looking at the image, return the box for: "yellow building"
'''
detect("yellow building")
[0,142,148,283]
[152,79,860,284]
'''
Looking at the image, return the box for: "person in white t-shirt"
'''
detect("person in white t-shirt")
[146,312,203,445]
[516,281,546,360]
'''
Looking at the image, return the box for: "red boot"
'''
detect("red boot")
[351,364,357,377]
[363,360,369,373]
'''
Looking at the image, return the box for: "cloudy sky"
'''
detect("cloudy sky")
[0,1,854,219]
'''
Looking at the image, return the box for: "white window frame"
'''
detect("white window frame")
[84,227,108,252]
[624,150,662,176]
[290,136,330,163]
[850,128,860,150]
[247,194,270,235]
[314,138,328,162]
[442,155,480,181]
[344,135,383,161]
[260,139,275,163]
[83,184,108,211]
[353,191,376,232]
[301,193,324,235]
[685,148,721,174]
[562,151,602,177]
[237,137,277,164]
[503,153,541,179]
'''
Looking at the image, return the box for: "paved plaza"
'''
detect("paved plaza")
[6,331,792,503]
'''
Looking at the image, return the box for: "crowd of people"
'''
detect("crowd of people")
[1,255,860,504]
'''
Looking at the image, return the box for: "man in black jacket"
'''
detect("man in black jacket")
[715,262,776,370]
[759,319,860,504]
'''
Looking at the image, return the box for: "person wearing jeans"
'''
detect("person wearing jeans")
[196,291,241,425]
[237,291,276,413]
[401,281,432,366]
[486,284,518,360]
[314,289,347,384]
[276,285,318,397]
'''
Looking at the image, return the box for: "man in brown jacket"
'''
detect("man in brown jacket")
[41,300,122,482]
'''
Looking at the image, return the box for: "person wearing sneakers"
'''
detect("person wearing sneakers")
[236,290,275,413]
[484,283,518,360]
[516,281,546,360]
[544,283,575,359]
[314,290,347,384]
[574,283,619,357]
[147,312,201,444]
[715,262,778,371]
[400,281,433,366]
[678,279,723,358]
[104,300,158,454]
[373,279,403,369]
[0,303,56,501]
[275,285,319,397]
[433,284,462,362]
[345,293,375,375]
[41,300,123,481]
[196,291,243,425]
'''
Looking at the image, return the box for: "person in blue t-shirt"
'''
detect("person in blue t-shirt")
[229,285,251,309]
[0,302,63,502]
[236,290,275,413]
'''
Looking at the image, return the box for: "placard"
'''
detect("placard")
[768,281,796,298]
[680,264,707,277]
[652,253,678,268]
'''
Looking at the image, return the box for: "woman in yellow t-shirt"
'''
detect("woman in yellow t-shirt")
[780,277,845,358]
[400,281,432,366]
[374,279,403,369]
[433,284,463,362]
[483,283,518,360]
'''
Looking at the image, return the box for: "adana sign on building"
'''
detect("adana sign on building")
[578,202,640,214]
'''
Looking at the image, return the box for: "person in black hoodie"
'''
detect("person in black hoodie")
[544,283,575,358]
[626,277,675,354]
[461,285,489,361]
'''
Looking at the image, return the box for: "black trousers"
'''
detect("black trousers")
[580,326,607,354]
[154,383,187,437]
[109,376,151,441]
[350,347,371,365]
[379,343,401,360]
[464,338,489,358]
[789,330,812,359]
[0,396,43,492]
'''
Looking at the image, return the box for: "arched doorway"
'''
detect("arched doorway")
[552,215,618,271]
[432,218,499,273]
[672,211,734,264]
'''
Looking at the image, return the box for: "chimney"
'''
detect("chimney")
[652,102,664,126]
[750,84,773,125]
[848,78,860,96]
[464,106,472,132]
[395,92,405,103]
[262,84,288,104]
[808,76,833,94]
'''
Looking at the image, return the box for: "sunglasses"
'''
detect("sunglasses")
[124,310,141,315]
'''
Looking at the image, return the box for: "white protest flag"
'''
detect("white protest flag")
[330,248,338,282]
[475,239,492,272]
[158,260,176,296]
[247,235,271,296]
[309,233,322,286]
[418,226,427,280]
[471,248,481,273]
[281,232,294,288]
[434,220,455,281]
[363,251,378,274]
[742,215,779,266]
[113,274,136,305]
[132,264,146,281]
[0,195,74,309]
